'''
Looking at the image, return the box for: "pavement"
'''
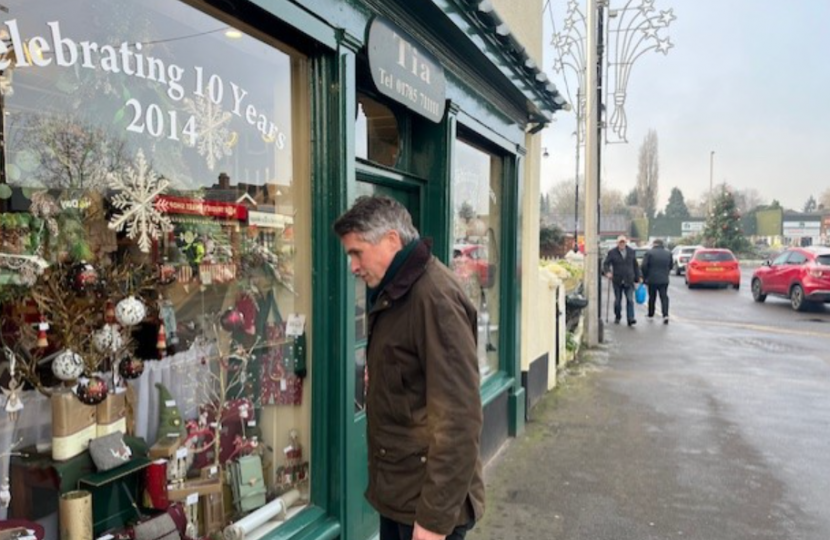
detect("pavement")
[466,282,830,540]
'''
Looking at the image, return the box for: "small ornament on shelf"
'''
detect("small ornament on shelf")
[69,260,99,294]
[92,323,124,354]
[156,323,167,355]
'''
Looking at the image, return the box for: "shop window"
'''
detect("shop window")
[355,94,400,167]
[0,1,312,537]
[451,139,502,380]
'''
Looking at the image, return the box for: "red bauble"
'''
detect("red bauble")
[220,308,245,332]
[70,261,99,294]
[76,376,109,405]
[118,357,145,380]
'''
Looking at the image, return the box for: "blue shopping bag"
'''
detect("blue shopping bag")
[635,283,646,304]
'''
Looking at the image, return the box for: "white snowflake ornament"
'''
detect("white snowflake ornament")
[108,149,173,253]
[184,94,234,170]
[116,296,147,327]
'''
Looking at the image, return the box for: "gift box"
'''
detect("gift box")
[228,455,266,513]
[97,391,128,437]
[51,389,97,461]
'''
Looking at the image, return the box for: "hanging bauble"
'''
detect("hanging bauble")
[104,300,117,324]
[69,261,99,294]
[158,263,177,286]
[75,375,109,405]
[118,357,145,380]
[115,296,147,327]
[37,319,49,349]
[220,307,245,332]
[93,324,124,353]
[52,350,85,381]
[156,323,167,352]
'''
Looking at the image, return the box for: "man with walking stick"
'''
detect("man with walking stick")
[602,235,641,327]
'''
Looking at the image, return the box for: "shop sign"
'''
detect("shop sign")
[783,220,820,237]
[248,211,291,229]
[680,221,705,236]
[367,17,446,123]
[156,195,247,220]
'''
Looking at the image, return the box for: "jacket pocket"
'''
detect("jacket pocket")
[374,446,429,511]
[381,362,413,424]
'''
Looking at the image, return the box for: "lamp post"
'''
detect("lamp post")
[550,0,675,346]
[708,150,715,215]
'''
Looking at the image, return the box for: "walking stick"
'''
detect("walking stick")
[605,276,611,323]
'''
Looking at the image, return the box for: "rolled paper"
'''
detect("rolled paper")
[223,489,301,540]
[60,490,93,540]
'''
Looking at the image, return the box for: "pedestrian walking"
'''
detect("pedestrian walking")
[602,235,642,326]
[334,195,484,540]
[641,238,673,324]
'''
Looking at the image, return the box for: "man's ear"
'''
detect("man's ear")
[385,229,403,250]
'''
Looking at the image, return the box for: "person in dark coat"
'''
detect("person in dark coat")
[641,238,673,323]
[602,235,642,326]
[334,196,484,540]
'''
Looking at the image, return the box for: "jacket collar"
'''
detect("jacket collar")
[378,238,432,302]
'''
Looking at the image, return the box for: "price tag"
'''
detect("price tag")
[247,420,256,427]
[285,314,306,337]
[280,378,287,391]
[209,466,218,476]
[97,535,115,540]
[283,445,294,455]
[176,447,188,459]
[186,492,199,506]
[167,433,180,438]
[165,399,177,407]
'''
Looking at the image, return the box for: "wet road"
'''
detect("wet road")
[468,265,830,540]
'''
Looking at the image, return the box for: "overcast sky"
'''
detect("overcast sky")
[540,0,830,212]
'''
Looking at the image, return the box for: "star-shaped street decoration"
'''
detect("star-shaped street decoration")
[642,25,659,40]
[659,8,676,26]
[639,0,656,14]
[567,0,580,15]
[564,16,575,31]
[656,37,674,55]
[553,59,565,73]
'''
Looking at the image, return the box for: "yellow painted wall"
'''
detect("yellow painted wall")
[490,0,544,66]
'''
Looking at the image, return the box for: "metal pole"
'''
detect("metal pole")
[596,1,605,343]
[574,94,580,248]
[708,150,715,215]
[583,0,600,347]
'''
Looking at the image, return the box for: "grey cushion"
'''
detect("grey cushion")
[88,430,132,471]
[133,512,180,540]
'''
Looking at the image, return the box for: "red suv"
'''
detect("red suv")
[751,247,830,311]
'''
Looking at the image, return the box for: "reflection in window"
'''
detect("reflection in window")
[355,94,400,167]
[0,1,311,536]
[451,140,502,380]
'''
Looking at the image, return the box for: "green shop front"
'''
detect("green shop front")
[0,0,563,538]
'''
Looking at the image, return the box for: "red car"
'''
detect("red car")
[751,247,830,311]
[685,248,741,289]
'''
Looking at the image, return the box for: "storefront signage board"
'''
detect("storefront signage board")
[367,17,446,123]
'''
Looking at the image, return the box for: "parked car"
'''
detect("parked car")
[750,246,830,311]
[685,248,741,289]
[671,245,702,275]
[452,244,496,288]
[634,247,649,265]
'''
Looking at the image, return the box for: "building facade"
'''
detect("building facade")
[0,0,564,538]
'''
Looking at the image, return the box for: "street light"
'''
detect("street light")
[708,150,715,216]
[549,0,675,347]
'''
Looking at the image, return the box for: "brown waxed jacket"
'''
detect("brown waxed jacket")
[364,240,485,535]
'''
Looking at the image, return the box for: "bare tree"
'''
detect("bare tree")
[820,188,830,210]
[733,188,765,215]
[546,178,584,220]
[636,129,659,219]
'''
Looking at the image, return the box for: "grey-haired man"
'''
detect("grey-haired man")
[334,196,484,540]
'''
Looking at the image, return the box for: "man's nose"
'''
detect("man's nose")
[350,258,360,275]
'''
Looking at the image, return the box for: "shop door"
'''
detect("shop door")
[347,176,421,540]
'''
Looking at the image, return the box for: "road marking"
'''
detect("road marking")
[672,315,830,339]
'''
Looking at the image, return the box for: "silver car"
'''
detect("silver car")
[671,245,702,275]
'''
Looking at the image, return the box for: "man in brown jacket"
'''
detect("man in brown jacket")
[334,196,485,540]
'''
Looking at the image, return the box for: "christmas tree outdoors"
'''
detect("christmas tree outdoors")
[703,189,749,253]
